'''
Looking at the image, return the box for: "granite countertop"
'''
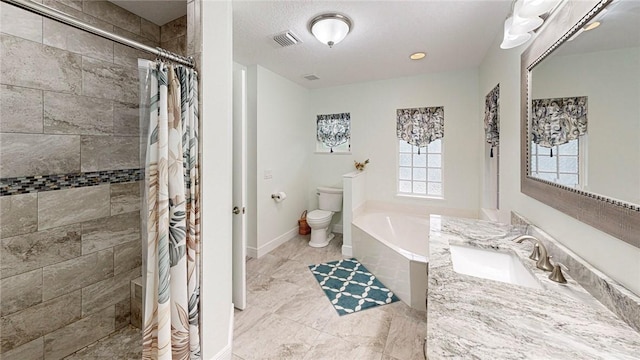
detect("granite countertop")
[426,215,640,359]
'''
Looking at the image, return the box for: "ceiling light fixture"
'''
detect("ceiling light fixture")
[410,52,426,60]
[568,8,608,41]
[309,13,352,48]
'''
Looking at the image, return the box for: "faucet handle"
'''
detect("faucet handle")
[537,254,555,272]
[529,243,541,261]
[548,257,569,283]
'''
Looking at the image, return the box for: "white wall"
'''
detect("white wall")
[247,65,312,255]
[309,70,481,217]
[201,0,233,358]
[532,47,640,205]
[479,33,640,296]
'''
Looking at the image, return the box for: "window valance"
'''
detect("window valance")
[317,112,351,153]
[396,106,444,154]
[531,96,587,156]
[484,84,500,157]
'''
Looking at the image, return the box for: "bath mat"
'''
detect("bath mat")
[309,258,399,316]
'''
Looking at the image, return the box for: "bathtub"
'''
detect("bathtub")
[352,210,429,311]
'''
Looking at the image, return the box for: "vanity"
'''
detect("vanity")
[426,215,640,359]
[425,0,640,356]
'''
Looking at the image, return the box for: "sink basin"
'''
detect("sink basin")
[449,244,543,290]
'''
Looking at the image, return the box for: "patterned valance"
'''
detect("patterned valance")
[484,84,500,157]
[396,107,444,154]
[317,113,350,153]
[531,97,587,156]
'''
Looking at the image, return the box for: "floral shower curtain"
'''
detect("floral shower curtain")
[140,60,201,360]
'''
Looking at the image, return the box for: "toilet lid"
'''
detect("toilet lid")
[307,209,332,220]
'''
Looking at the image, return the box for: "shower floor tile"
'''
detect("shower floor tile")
[62,325,141,359]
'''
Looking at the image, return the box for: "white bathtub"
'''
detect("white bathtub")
[352,210,429,311]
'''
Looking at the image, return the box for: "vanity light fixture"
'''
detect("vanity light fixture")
[410,52,426,60]
[517,0,558,17]
[309,13,352,48]
[500,0,559,49]
[500,16,533,49]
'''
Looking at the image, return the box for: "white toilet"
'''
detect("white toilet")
[307,187,343,248]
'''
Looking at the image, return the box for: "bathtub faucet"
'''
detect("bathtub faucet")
[513,235,554,272]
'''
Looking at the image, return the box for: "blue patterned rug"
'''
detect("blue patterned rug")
[309,258,399,316]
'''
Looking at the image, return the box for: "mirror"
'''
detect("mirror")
[521,0,640,248]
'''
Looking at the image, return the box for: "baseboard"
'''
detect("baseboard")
[209,304,234,360]
[253,226,298,258]
[342,244,352,257]
[246,246,257,258]
[332,223,343,234]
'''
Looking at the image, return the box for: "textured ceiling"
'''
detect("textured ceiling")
[233,1,513,89]
[109,0,186,26]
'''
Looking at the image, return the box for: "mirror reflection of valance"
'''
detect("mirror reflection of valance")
[317,113,350,153]
[484,84,500,157]
[531,96,587,156]
[396,106,444,154]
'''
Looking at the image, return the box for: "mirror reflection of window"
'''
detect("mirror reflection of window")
[530,137,586,189]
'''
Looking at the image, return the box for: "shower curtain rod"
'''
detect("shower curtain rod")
[1,0,195,68]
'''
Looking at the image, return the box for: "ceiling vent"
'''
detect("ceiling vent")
[273,31,301,47]
[303,74,320,81]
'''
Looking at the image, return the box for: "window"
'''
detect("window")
[530,138,582,188]
[398,139,443,197]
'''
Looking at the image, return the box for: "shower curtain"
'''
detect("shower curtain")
[139,60,201,360]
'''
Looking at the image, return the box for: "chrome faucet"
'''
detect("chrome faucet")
[513,235,554,271]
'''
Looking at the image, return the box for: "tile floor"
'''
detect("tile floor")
[233,234,427,360]
[59,234,427,360]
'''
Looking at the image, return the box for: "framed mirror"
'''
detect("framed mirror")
[521,0,640,247]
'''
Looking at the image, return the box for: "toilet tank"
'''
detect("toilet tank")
[318,186,343,212]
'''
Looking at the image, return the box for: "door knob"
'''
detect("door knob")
[233,206,240,214]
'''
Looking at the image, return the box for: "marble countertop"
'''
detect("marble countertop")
[426,216,640,359]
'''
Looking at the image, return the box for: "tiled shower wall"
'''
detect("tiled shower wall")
[161,14,187,57]
[0,1,183,359]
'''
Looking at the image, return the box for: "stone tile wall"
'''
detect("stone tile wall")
[161,15,187,56]
[0,1,184,359]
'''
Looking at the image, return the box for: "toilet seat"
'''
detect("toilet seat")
[307,209,333,221]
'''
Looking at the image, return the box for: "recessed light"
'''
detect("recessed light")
[583,21,601,31]
[410,52,426,60]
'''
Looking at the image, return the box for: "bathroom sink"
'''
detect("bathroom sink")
[449,245,543,290]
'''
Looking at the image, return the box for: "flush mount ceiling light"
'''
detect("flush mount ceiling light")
[568,8,607,42]
[309,13,352,48]
[500,0,559,49]
[410,52,426,60]
[583,21,601,31]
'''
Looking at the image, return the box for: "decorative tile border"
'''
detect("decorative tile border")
[0,168,144,196]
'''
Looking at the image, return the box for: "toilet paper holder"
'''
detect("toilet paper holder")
[271,191,287,202]
[271,193,281,200]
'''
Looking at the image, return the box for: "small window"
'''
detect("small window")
[530,138,582,188]
[398,139,443,197]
